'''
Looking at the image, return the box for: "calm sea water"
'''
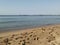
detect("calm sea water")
[0,15,60,31]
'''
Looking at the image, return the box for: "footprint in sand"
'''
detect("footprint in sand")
[49,37,60,45]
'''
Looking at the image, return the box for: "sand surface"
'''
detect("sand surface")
[0,24,60,45]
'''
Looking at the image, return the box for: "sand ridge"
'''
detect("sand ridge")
[0,25,60,45]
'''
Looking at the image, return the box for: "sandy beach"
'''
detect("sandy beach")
[0,24,60,45]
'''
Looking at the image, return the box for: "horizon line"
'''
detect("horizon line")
[0,15,60,16]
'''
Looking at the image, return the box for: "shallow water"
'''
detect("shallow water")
[0,15,60,31]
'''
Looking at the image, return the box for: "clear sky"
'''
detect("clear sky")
[0,0,60,15]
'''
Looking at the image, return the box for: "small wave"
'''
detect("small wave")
[0,21,20,23]
[0,21,18,23]
[0,20,30,24]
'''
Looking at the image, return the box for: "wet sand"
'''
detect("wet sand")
[0,24,60,45]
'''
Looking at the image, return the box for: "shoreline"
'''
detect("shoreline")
[0,23,57,33]
[0,24,60,45]
[0,24,59,36]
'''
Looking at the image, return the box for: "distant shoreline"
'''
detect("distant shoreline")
[0,15,60,16]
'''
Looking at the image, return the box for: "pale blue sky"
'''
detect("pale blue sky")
[0,0,60,15]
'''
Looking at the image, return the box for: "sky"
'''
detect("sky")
[0,0,60,15]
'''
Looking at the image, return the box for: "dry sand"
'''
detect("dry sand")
[0,24,60,45]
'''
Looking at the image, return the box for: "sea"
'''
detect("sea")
[0,15,60,31]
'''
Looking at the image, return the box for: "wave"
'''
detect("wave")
[0,20,30,24]
[0,21,17,23]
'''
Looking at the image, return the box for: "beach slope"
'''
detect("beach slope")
[0,25,60,45]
